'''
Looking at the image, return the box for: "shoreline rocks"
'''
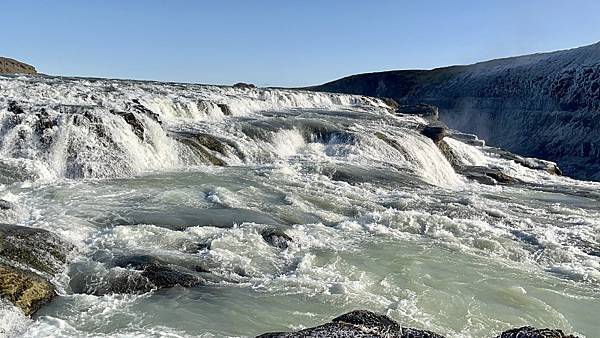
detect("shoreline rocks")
[257,310,580,338]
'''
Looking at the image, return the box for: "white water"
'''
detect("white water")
[0,75,598,338]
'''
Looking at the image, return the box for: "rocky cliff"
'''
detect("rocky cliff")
[311,42,600,181]
[0,57,37,75]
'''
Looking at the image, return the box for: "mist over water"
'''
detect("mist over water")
[0,74,598,337]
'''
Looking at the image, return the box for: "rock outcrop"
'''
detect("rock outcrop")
[0,57,37,75]
[257,310,580,338]
[311,42,600,181]
[257,310,444,338]
[0,223,73,315]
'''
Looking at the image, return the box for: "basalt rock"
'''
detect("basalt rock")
[257,310,444,338]
[0,223,73,275]
[421,124,448,145]
[112,110,146,140]
[495,326,579,338]
[0,57,37,75]
[396,104,439,121]
[257,310,581,338]
[0,224,73,315]
[233,82,256,89]
[261,228,293,249]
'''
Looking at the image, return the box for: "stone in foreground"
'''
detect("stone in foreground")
[256,310,581,338]
[256,310,444,337]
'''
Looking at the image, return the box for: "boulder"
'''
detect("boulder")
[0,265,54,316]
[0,224,73,315]
[0,57,37,75]
[233,82,256,89]
[396,104,439,121]
[257,310,581,338]
[257,310,444,338]
[421,124,448,145]
[0,223,73,275]
[495,326,579,338]
[261,228,293,249]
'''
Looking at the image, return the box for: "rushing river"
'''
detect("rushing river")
[0,75,598,337]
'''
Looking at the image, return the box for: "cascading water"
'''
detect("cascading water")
[0,74,598,338]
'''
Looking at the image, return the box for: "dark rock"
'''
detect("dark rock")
[0,224,72,315]
[112,110,146,140]
[217,103,232,115]
[421,124,448,145]
[141,264,204,289]
[233,82,256,89]
[93,255,209,294]
[257,310,445,338]
[382,98,399,110]
[0,57,37,75]
[7,101,25,115]
[261,228,293,249]
[456,166,520,185]
[0,223,73,275]
[131,101,162,125]
[0,199,13,210]
[0,264,54,316]
[172,131,246,165]
[495,326,579,338]
[396,104,439,121]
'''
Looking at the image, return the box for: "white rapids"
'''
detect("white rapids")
[0,74,598,338]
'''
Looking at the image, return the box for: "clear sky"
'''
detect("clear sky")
[2,0,600,86]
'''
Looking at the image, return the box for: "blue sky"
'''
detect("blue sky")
[2,0,600,86]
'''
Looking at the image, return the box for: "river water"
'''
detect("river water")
[0,75,598,337]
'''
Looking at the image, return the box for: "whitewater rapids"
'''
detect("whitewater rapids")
[0,74,598,337]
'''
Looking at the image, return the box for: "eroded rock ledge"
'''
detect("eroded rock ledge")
[256,310,580,338]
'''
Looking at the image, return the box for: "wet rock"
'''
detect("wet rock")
[257,310,444,338]
[0,199,13,210]
[396,104,439,121]
[131,100,162,125]
[112,110,146,140]
[141,264,204,289]
[217,103,232,115]
[233,82,256,89]
[0,223,73,275]
[0,265,54,316]
[173,131,246,166]
[382,97,399,110]
[448,131,485,146]
[7,101,25,115]
[495,326,579,338]
[486,148,562,176]
[261,228,293,249]
[421,124,448,145]
[457,166,519,185]
[0,224,72,315]
[112,255,207,290]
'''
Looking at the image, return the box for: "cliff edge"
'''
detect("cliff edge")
[310,42,600,181]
